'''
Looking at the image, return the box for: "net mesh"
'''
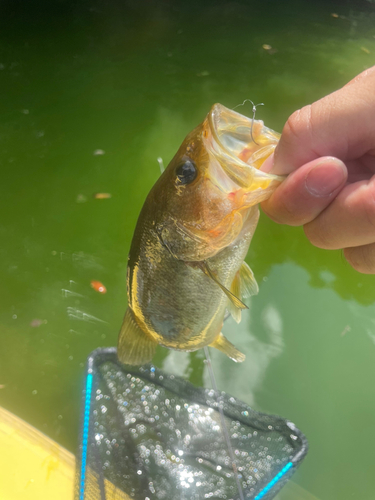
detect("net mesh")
[75,348,308,500]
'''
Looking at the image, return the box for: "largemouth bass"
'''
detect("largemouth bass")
[118,104,283,365]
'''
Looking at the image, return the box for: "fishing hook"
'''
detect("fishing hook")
[233,99,264,145]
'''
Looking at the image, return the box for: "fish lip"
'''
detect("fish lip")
[206,103,284,188]
[208,103,252,165]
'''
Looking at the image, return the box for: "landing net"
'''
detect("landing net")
[75,348,307,500]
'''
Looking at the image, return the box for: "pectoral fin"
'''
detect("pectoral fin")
[229,273,242,324]
[209,332,246,363]
[117,308,158,366]
[198,261,248,311]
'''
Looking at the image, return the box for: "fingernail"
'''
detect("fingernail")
[268,147,292,175]
[305,157,347,197]
[260,153,274,173]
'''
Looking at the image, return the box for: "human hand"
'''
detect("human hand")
[261,66,375,274]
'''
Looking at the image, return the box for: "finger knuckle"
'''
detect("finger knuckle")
[260,202,285,225]
[261,198,302,226]
[283,105,313,144]
[344,245,375,274]
[278,198,304,226]
[303,221,334,249]
[363,183,375,231]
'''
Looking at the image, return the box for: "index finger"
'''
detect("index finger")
[270,66,375,175]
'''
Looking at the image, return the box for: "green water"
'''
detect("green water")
[1,1,375,498]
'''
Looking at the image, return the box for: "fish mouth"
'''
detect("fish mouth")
[206,103,284,190]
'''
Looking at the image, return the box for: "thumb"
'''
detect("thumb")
[261,156,347,226]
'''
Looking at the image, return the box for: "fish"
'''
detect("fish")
[118,103,283,366]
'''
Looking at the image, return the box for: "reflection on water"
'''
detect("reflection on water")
[204,303,285,408]
[275,480,320,500]
[253,215,375,306]
[1,1,375,499]
[348,301,375,345]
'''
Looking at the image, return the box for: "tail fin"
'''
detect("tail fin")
[117,308,157,365]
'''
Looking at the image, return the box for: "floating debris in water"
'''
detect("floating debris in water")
[76,194,88,203]
[197,70,210,77]
[361,47,370,54]
[340,325,351,337]
[0,385,5,389]
[94,192,112,199]
[30,318,47,328]
[72,251,103,270]
[21,109,29,114]
[0,64,4,70]
[67,306,108,323]
[93,149,105,155]
[91,280,107,294]
[331,13,339,18]
[69,329,85,336]
[62,289,84,298]
[262,44,278,54]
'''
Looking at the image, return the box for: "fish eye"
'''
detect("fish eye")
[175,160,197,185]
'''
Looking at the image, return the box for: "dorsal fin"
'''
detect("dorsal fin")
[117,308,158,366]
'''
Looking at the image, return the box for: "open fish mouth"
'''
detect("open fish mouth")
[206,103,284,190]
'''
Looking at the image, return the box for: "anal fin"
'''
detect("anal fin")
[117,308,157,366]
[209,332,246,363]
